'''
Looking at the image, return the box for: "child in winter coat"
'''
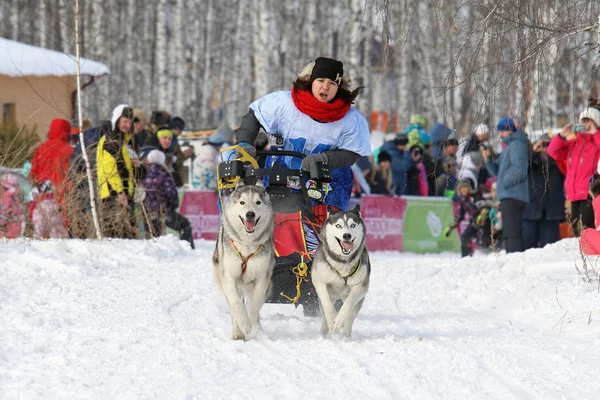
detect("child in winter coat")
[0,173,25,238]
[142,150,179,237]
[445,178,491,257]
[191,143,218,191]
[579,179,600,255]
[142,150,195,249]
[29,180,68,239]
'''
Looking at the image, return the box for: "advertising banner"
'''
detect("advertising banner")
[179,191,221,240]
[402,196,460,253]
[361,195,407,252]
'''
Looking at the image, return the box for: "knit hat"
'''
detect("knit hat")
[378,151,392,163]
[168,116,185,131]
[146,149,166,165]
[393,133,409,146]
[474,123,489,137]
[579,107,600,127]
[309,57,344,85]
[157,129,173,139]
[496,117,517,132]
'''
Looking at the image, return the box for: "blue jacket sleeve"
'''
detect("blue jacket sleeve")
[501,140,529,190]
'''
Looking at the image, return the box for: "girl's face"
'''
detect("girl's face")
[311,78,339,103]
[459,186,470,197]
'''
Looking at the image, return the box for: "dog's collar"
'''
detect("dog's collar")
[229,239,263,274]
[334,259,361,284]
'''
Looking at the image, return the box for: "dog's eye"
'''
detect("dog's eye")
[335,224,342,229]
[350,224,356,228]
[256,201,261,205]
[240,201,245,205]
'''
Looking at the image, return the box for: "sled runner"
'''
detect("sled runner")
[217,144,332,316]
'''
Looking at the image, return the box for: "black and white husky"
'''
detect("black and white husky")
[212,180,275,340]
[311,204,371,338]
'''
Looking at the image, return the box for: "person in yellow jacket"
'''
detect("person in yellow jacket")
[97,104,136,238]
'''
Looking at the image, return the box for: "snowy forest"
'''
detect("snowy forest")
[1,0,599,134]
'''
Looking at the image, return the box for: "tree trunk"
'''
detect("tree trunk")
[155,0,169,110]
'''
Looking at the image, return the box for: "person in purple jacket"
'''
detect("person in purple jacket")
[142,150,195,249]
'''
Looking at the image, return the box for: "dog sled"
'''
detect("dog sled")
[217,142,332,316]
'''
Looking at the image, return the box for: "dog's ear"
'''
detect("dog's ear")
[254,179,264,189]
[326,205,336,217]
[353,204,361,215]
[235,179,245,189]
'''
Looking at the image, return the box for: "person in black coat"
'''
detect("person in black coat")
[522,136,566,249]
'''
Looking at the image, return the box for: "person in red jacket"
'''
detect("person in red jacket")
[580,179,600,255]
[547,107,600,236]
[30,118,73,226]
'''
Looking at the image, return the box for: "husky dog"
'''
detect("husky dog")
[213,180,275,340]
[311,204,370,338]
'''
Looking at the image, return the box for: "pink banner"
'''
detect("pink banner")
[179,191,221,240]
[360,195,407,252]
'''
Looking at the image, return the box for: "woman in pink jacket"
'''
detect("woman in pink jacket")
[548,107,600,236]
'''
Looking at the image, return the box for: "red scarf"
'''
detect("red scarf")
[291,87,351,123]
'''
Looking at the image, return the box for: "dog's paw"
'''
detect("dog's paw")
[236,314,252,336]
[332,314,347,333]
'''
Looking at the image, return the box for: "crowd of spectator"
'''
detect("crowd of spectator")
[3,102,600,258]
[357,107,600,257]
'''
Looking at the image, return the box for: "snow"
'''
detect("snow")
[2,236,600,399]
[0,38,110,77]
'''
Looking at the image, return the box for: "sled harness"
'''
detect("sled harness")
[334,259,362,285]
[229,239,264,274]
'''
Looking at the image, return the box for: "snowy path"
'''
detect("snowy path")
[2,236,600,399]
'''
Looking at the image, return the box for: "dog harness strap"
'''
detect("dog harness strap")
[336,259,361,284]
[229,239,263,274]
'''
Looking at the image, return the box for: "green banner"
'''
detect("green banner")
[402,196,460,253]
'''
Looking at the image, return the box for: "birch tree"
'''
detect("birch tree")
[251,0,270,98]
[155,0,169,110]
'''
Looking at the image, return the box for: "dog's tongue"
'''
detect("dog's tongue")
[341,241,354,251]
[244,220,256,232]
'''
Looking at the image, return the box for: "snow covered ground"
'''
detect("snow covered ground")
[2,236,600,399]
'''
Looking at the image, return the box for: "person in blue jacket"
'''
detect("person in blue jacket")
[380,133,413,196]
[482,117,530,253]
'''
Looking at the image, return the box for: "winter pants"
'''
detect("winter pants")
[499,198,526,253]
[522,217,561,250]
[570,200,594,237]
[166,210,195,249]
[580,228,600,255]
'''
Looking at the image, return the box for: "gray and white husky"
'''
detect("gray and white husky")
[213,180,275,340]
[311,204,371,338]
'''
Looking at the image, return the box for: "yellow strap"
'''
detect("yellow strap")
[280,257,309,304]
